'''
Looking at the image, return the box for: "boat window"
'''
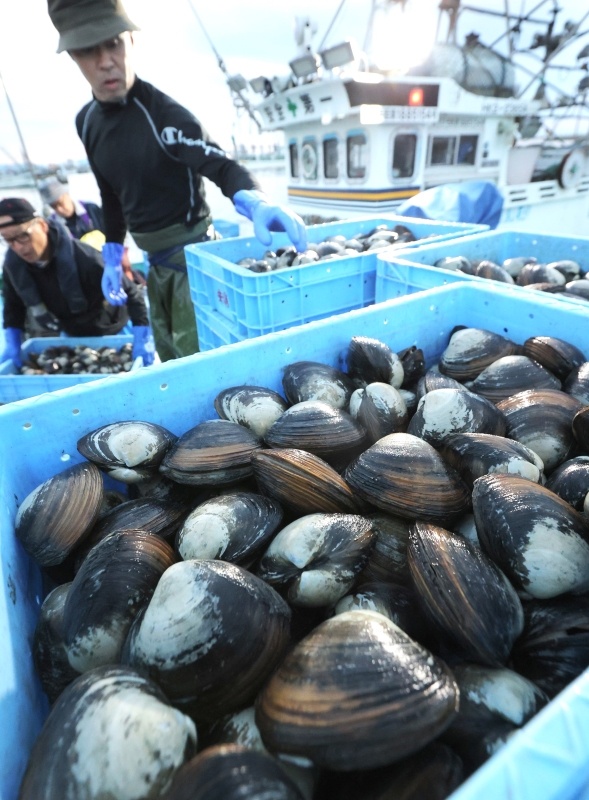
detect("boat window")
[347,133,367,179]
[301,140,318,180]
[289,142,299,178]
[323,138,339,179]
[458,135,478,165]
[430,136,456,166]
[392,134,417,178]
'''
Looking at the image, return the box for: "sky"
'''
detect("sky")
[1,0,588,167]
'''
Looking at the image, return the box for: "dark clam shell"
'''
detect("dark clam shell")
[257,513,376,607]
[466,355,561,403]
[564,279,589,301]
[349,382,409,443]
[255,609,459,771]
[517,263,567,286]
[545,456,589,510]
[164,744,305,800]
[474,260,514,283]
[435,255,472,271]
[522,336,586,381]
[264,400,369,471]
[125,559,291,722]
[15,461,103,567]
[251,448,364,515]
[472,474,589,598]
[63,530,176,672]
[439,328,518,381]
[176,491,283,566]
[159,419,261,485]
[346,336,404,388]
[77,420,177,483]
[357,512,412,586]
[282,361,355,408]
[510,595,589,698]
[407,522,524,665]
[398,345,426,388]
[564,362,589,405]
[416,367,467,399]
[407,387,507,446]
[502,255,537,278]
[572,406,589,450]
[214,385,289,439]
[438,432,544,488]
[33,583,80,704]
[496,388,583,471]
[546,259,582,282]
[18,666,197,800]
[344,432,471,524]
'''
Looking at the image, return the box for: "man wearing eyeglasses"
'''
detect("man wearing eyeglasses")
[0,197,153,368]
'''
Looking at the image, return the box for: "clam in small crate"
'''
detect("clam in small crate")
[375,228,589,305]
[3,283,589,800]
[186,215,488,344]
[0,335,134,403]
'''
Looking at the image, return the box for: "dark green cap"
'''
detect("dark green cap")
[47,0,140,53]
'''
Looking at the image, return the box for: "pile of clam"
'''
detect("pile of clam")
[237,223,427,272]
[434,253,589,302]
[15,327,589,799]
[19,343,135,376]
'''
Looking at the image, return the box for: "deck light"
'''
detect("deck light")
[289,54,320,79]
[227,74,248,92]
[250,76,271,94]
[320,41,357,70]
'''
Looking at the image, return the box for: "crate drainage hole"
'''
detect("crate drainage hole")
[160,383,168,391]
[72,409,80,415]
[61,454,71,462]
[23,422,32,430]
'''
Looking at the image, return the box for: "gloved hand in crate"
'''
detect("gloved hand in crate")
[101,242,128,306]
[0,327,23,368]
[132,325,155,366]
[232,190,307,252]
[30,304,61,333]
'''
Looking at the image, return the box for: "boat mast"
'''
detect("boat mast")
[0,65,38,188]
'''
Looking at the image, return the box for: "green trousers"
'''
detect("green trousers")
[146,265,199,362]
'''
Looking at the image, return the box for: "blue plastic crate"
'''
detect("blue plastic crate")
[0,335,134,403]
[195,303,242,351]
[186,215,487,338]
[2,282,589,800]
[375,228,589,306]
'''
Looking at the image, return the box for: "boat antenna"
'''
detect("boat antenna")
[0,65,39,188]
[318,0,348,51]
[184,0,262,131]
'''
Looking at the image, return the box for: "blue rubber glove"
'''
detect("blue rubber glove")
[233,189,307,252]
[101,242,127,306]
[132,325,155,366]
[1,327,23,368]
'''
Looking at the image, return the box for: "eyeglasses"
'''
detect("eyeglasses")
[1,221,39,247]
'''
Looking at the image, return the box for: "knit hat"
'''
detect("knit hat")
[47,0,140,54]
[0,198,38,229]
[39,177,69,206]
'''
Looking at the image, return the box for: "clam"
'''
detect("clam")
[438,328,518,381]
[564,362,589,405]
[77,420,177,483]
[472,474,589,598]
[346,336,404,388]
[397,345,426,388]
[510,595,589,698]
[162,744,305,800]
[348,382,408,443]
[176,491,283,567]
[438,432,544,487]
[564,279,589,301]
[516,263,567,286]
[572,406,589,451]
[546,259,582,282]
[62,530,176,673]
[435,255,472,271]
[255,609,459,771]
[124,559,291,721]
[344,432,471,523]
[407,522,524,665]
[522,336,586,381]
[282,361,355,408]
[264,400,369,471]
[33,583,80,704]
[466,355,561,403]
[502,255,537,278]
[545,456,589,510]
[159,419,261,485]
[496,388,583,471]
[474,260,514,283]
[251,448,364,516]
[356,512,412,586]
[416,367,468,399]
[407,387,507,447]
[214,385,289,439]
[18,666,197,800]
[15,461,103,567]
[256,513,376,607]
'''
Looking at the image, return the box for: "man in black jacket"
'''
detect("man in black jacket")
[0,198,153,367]
[47,0,307,362]
[39,176,104,241]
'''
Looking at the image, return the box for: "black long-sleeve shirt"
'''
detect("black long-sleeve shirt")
[2,225,149,336]
[76,77,260,243]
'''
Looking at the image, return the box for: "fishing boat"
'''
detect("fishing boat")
[224,0,589,232]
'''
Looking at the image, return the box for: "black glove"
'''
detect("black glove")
[30,303,61,333]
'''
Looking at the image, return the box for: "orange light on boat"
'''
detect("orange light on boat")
[408,87,424,106]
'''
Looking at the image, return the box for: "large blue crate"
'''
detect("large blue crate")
[186,215,487,339]
[375,228,589,305]
[0,335,134,403]
[2,282,589,800]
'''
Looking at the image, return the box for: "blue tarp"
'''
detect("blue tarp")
[397,180,504,229]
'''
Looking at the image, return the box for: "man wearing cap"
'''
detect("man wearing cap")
[0,197,154,368]
[39,176,104,241]
[47,0,308,362]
